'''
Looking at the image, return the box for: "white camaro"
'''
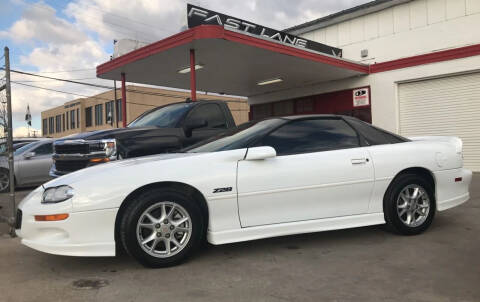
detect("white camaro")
[16,115,472,268]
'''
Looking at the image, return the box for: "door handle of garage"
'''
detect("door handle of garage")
[351,158,369,165]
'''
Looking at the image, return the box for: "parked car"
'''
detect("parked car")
[0,139,54,192]
[0,137,47,155]
[51,99,239,176]
[16,115,471,267]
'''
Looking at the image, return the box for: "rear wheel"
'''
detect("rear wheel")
[0,169,10,193]
[384,174,436,235]
[120,188,206,268]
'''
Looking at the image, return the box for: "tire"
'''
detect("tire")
[120,188,206,268]
[0,168,10,193]
[383,173,436,235]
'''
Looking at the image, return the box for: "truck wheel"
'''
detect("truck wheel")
[0,169,10,193]
[120,188,206,268]
[384,173,436,235]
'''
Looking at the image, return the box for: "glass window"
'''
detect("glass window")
[129,103,193,128]
[42,119,47,136]
[95,104,103,125]
[62,114,65,131]
[33,142,53,155]
[70,110,75,129]
[256,118,359,156]
[116,99,122,122]
[186,104,227,129]
[48,117,54,134]
[345,118,408,145]
[105,101,114,124]
[187,119,284,153]
[76,108,80,128]
[55,115,61,133]
[66,112,69,130]
[85,107,92,127]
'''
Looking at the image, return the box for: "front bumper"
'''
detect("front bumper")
[16,187,118,257]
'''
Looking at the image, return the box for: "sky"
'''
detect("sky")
[0,0,371,137]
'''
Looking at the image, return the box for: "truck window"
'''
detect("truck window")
[186,104,227,129]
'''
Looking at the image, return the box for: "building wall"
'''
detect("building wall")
[249,0,480,133]
[41,85,249,138]
[299,0,480,63]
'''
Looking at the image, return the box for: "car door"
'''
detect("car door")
[183,103,230,147]
[237,117,374,227]
[19,142,53,185]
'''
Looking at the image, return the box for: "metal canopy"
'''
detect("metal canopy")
[97,25,369,98]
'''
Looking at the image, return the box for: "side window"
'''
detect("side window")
[187,104,227,129]
[346,118,407,145]
[256,119,359,156]
[33,143,53,156]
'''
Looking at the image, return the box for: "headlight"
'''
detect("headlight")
[42,185,75,204]
[103,139,117,158]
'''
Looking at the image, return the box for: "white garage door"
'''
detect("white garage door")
[398,72,480,172]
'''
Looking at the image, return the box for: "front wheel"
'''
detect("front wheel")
[120,188,206,268]
[384,174,436,235]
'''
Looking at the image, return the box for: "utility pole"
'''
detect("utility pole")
[4,47,15,237]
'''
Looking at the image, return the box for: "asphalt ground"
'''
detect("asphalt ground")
[0,175,479,302]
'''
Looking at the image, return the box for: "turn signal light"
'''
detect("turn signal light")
[34,214,69,221]
[455,177,462,182]
[90,158,110,163]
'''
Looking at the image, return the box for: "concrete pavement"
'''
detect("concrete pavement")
[0,177,479,302]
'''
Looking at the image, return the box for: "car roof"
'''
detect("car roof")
[280,114,347,120]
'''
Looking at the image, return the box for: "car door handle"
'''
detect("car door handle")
[351,158,369,165]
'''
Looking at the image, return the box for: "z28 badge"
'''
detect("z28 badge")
[213,187,233,193]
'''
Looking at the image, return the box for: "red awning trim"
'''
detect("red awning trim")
[370,43,480,73]
[96,25,369,76]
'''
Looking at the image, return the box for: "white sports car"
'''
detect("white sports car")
[16,115,472,268]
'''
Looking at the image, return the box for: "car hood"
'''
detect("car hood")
[44,152,202,187]
[55,126,170,141]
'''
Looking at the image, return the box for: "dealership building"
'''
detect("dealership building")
[97,0,480,171]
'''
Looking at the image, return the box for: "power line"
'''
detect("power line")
[12,81,111,100]
[7,68,248,104]
[14,77,101,83]
[52,0,176,34]
[33,68,96,74]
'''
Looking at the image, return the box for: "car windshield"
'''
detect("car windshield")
[186,118,284,153]
[14,142,36,156]
[128,103,193,128]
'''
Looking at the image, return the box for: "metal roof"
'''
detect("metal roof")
[285,0,413,35]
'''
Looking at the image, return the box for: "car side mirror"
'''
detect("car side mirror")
[245,146,276,160]
[23,151,36,159]
[184,118,208,137]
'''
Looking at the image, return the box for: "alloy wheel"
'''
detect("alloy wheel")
[136,201,192,258]
[396,184,430,228]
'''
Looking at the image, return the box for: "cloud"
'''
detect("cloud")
[13,126,41,137]
[4,2,88,45]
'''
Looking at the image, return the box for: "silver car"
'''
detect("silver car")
[0,139,54,192]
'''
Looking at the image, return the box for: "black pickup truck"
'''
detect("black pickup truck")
[51,99,239,176]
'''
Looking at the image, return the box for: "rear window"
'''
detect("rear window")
[346,118,408,145]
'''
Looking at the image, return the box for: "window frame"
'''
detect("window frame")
[249,116,362,157]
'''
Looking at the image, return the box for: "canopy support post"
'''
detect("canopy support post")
[121,73,127,127]
[190,49,197,101]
